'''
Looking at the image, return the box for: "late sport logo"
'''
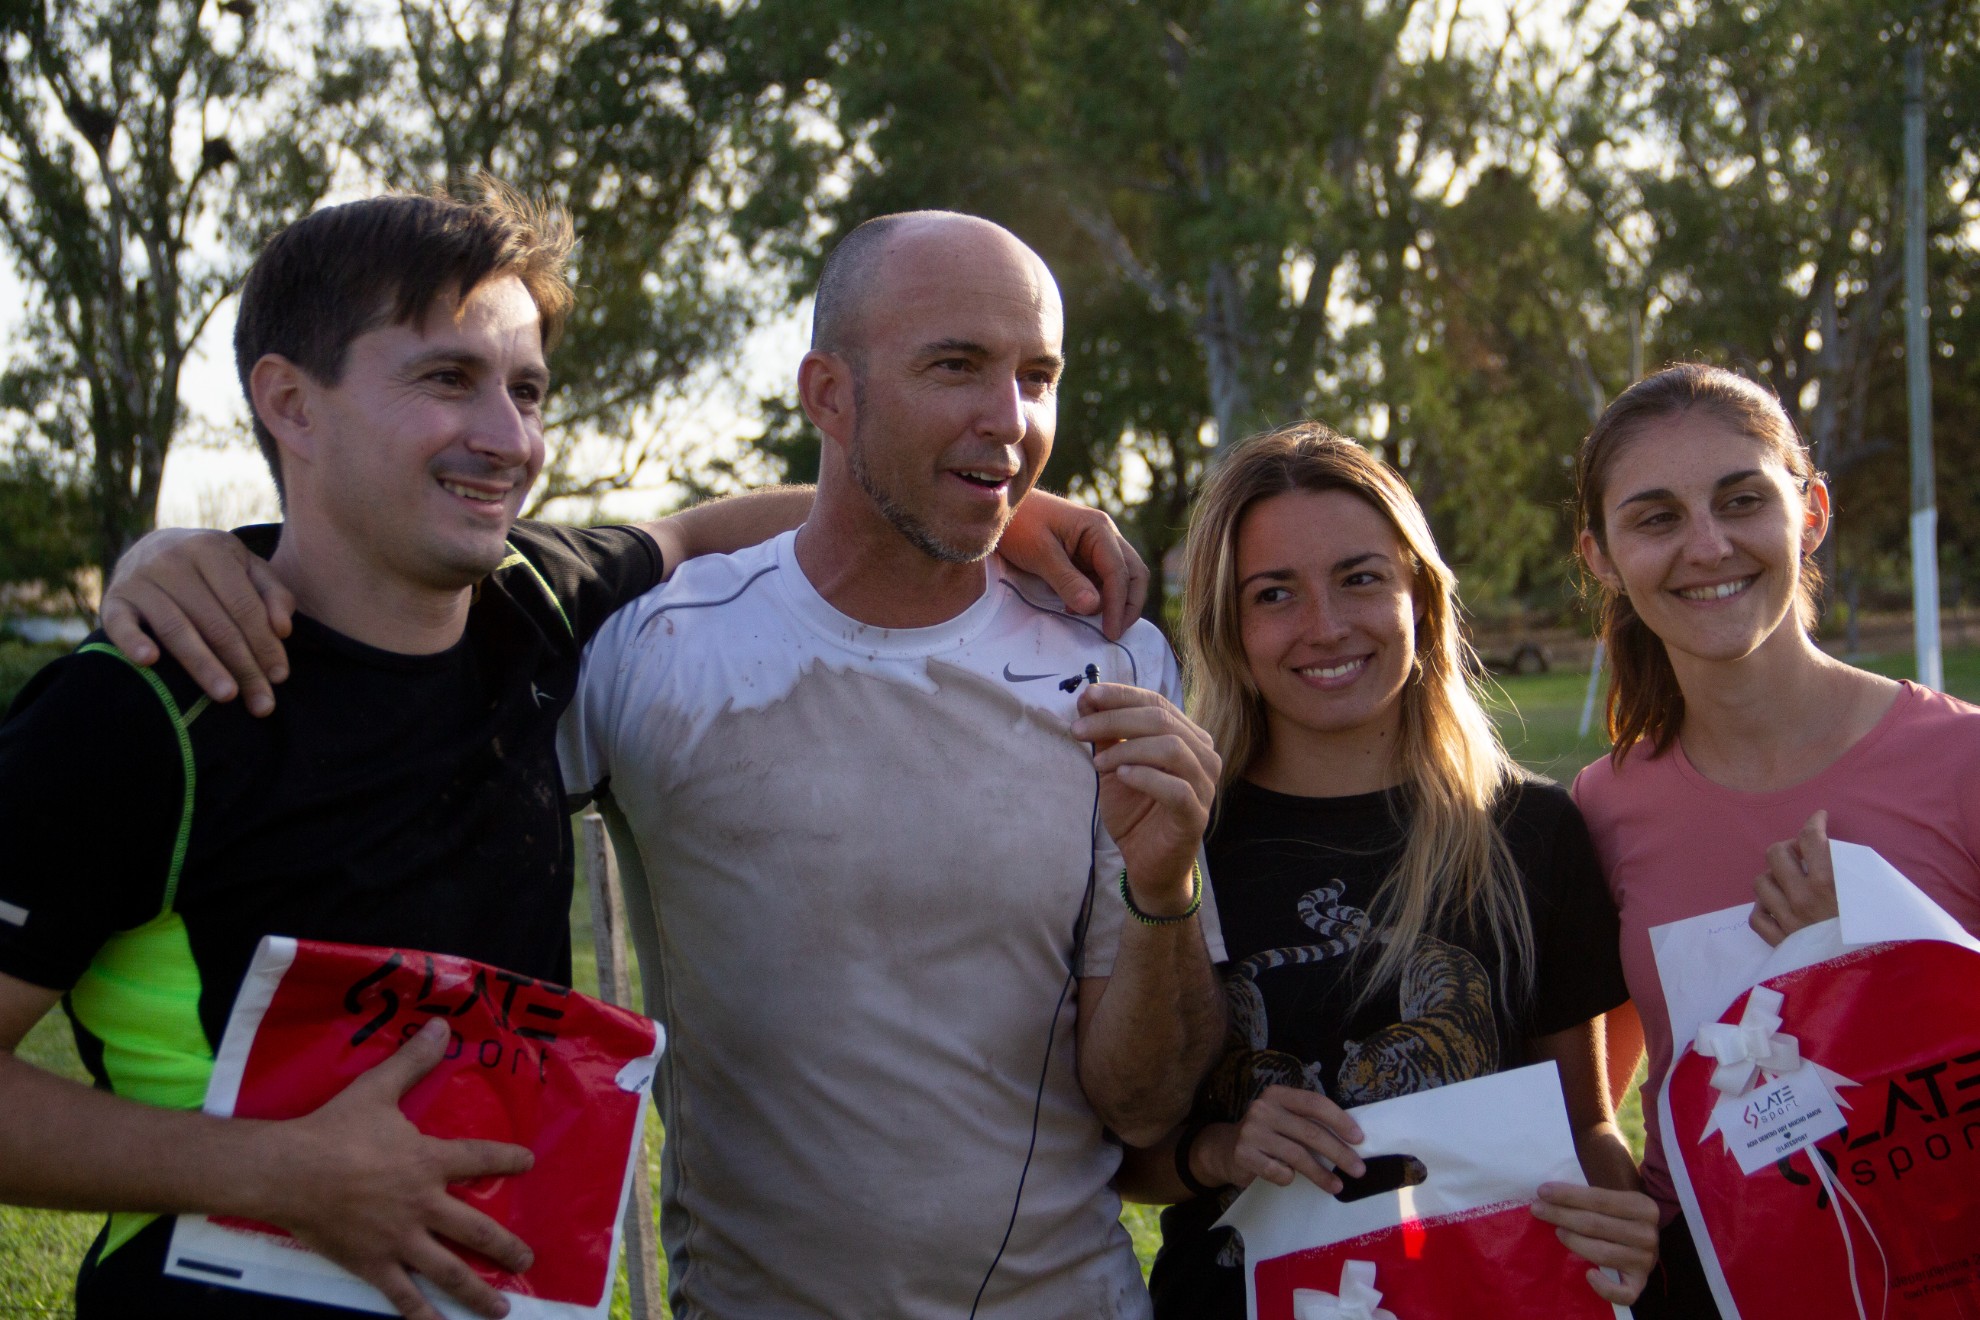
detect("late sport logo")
[166,936,661,1315]
[341,950,569,1083]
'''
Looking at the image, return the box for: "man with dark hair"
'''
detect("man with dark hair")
[562,210,1225,1317]
[0,186,1142,1320]
[232,180,576,501]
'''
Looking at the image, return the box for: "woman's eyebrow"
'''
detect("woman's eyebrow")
[1617,469,1766,509]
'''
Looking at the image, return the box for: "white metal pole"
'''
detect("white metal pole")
[1579,639,1606,741]
[1905,42,1944,692]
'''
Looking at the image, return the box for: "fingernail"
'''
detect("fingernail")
[249,695,273,717]
[1347,1159,1366,1178]
[271,666,289,682]
[418,1018,448,1042]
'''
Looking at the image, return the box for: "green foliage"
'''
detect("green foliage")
[0,0,331,572]
[1564,0,1980,612]
[0,639,69,712]
[0,456,90,593]
[725,1,1666,614]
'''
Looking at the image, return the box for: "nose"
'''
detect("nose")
[1680,510,1736,565]
[1301,590,1353,644]
[974,373,1028,446]
[467,387,537,469]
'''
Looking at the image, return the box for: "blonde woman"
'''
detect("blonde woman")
[1121,422,1658,1317]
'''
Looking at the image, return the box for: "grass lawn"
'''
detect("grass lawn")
[5,645,1974,1315]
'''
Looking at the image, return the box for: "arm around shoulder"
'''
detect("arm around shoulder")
[637,486,813,575]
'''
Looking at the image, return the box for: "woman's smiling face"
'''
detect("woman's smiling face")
[1235,487,1420,752]
[1580,408,1829,667]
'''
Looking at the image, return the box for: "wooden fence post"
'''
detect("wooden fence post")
[583,811,664,1320]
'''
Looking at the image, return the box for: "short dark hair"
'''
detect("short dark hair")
[234,177,575,496]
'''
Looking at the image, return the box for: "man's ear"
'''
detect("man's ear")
[797,350,857,453]
[249,355,319,467]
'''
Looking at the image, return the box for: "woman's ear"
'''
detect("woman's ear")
[1579,528,1623,594]
[1801,479,1833,557]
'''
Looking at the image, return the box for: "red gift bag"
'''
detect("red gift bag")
[165,936,663,1319]
[1656,843,1980,1319]
[1218,1063,1628,1320]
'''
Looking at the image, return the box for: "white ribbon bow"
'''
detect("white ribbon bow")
[1695,984,1802,1097]
[1291,1260,1397,1320]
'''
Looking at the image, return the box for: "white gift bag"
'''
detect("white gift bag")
[1217,1062,1628,1320]
[1652,842,1980,1320]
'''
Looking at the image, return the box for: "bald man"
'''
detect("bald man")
[560,212,1227,1317]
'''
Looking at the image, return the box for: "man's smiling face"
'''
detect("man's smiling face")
[301,274,548,591]
[838,223,1065,564]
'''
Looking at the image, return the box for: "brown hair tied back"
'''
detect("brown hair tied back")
[1575,363,1824,763]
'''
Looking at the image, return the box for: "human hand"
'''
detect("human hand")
[101,528,294,716]
[1194,1086,1367,1193]
[1072,684,1219,916]
[999,490,1149,640]
[1749,810,1838,946]
[1530,1181,1660,1305]
[250,1019,535,1320]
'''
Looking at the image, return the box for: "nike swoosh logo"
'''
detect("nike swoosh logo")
[1002,664,1056,683]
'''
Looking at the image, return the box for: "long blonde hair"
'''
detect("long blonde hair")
[1179,421,1535,1009]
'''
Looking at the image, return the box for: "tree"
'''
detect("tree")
[1565,0,1980,612]
[734,0,1549,608]
[312,0,813,511]
[0,0,329,572]
[0,452,91,601]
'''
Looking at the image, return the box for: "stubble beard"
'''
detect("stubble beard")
[847,418,1009,566]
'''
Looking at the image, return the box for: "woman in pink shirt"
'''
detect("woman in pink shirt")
[1570,363,1980,1317]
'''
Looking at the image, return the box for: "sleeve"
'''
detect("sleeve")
[503,520,665,646]
[557,605,631,805]
[0,649,184,990]
[1078,629,1225,979]
[1518,782,1629,1039]
[230,523,281,559]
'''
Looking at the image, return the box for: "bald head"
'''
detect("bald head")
[811,211,1054,360]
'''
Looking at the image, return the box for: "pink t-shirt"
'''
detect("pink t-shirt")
[1572,681,1980,1222]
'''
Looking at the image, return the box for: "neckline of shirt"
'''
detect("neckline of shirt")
[1667,678,1920,802]
[1225,777,1402,815]
[285,611,472,672]
[769,530,1011,660]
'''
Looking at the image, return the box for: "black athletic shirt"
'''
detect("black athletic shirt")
[1147,774,1628,1320]
[0,519,660,1318]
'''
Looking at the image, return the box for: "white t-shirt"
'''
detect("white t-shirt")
[560,530,1223,1319]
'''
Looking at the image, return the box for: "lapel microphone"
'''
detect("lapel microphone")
[1057,663,1101,694]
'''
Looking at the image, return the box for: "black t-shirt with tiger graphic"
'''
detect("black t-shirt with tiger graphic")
[1148,773,1627,1320]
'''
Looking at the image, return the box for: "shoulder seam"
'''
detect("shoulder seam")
[498,541,576,640]
[75,644,197,916]
[630,562,781,649]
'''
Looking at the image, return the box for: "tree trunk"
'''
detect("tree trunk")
[1200,258,1251,450]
